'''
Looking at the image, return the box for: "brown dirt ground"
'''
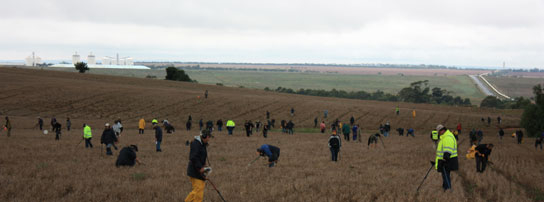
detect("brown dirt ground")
[0,67,542,202]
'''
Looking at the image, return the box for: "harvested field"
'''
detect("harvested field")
[0,67,542,202]
[484,76,544,99]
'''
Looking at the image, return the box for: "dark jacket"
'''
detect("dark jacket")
[116,147,137,167]
[217,120,223,127]
[155,126,163,142]
[101,128,117,144]
[259,144,280,162]
[286,121,294,129]
[187,136,207,180]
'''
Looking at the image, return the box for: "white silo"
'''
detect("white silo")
[125,57,134,65]
[72,52,80,64]
[88,52,96,65]
[102,56,112,65]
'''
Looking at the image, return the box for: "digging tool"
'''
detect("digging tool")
[416,161,435,193]
[247,156,261,167]
[76,138,84,148]
[207,178,227,202]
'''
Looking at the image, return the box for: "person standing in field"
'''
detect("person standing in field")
[244,120,251,137]
[475,144,493,173]
[456,123,462,135]
[290,107,295,116]
[412,110,416,118]
[430,129,439,145]
[384,122,391,137]
[498,128,504,141]
[101,123,118,156]
[497,116,502,125]
[266,111,270,119]
[4,116,12,137]
[185,130,211,202]
[226,119,235,135]
[262,123,270,138]
[352,124,359,141]
[477,130,483,145]
[342,122,351,141]
[314,117,318,128]
[535,132,543,150]
[487,117,491,126]
[199,119,203,131]
[216,119,223,132]
[154,124,163,152]
[320,121,326,133]
[186,120,192,131]
[281,120,287,133]
[324,110,328,118]
[434,124,458,191]
[328,132,341,162]
[66,118,71,131]
[50,117,57,131]
[38,117,43,130]
[138,118,145,134]
[516,130,524,144]
[204,90,208,99]
[53,121,62,140]
[83,123,93,148]
[395,106,400,115]
[350,116,355,126]
[286,120,295,135]
[257,144,281,167]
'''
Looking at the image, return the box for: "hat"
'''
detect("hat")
[436,124,445,131]
[105,123,110,127]
[130,145,138,152]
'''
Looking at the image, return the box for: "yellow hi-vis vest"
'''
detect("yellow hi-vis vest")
[431,130,438,140]
[152,119,158,124]
[226,120,235,127]
[83,126,92,139]
[435,130,457,169]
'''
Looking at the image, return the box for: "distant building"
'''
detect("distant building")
[88,53,96,65]
[25,52,41,66]
[72,52,80,64]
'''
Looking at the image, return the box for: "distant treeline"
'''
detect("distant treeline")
[265,80,472,106]
[137,62,481,70]
[146,64,302,73]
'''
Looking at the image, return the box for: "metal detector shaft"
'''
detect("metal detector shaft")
[76,138,84,148]
[208,179,227,202]
[379,137,386,148]
[247,156,261,167]
[416,164,434,193]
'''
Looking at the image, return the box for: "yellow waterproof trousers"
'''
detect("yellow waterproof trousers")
[185,177,205,202]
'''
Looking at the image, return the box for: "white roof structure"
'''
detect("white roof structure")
[50,64,150,69]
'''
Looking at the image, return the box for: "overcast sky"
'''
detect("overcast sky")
[1,0,543,68]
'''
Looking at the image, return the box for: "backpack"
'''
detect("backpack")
[329,137,340,148]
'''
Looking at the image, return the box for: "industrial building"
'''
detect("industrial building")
[25,52,41,66]
[50,52,149,69]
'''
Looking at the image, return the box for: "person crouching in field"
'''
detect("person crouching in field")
[185,130,211,202]
[368,133,379,148]
[257,144,280,167]
[475,144,493,173]
[101,123,118,156]
[116,145,141,167]
[328,131,341,162]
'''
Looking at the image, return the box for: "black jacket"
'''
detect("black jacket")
[101,128,117,144]
[187,136,207,180]
[155,127,163,142]
[116,147,136,167]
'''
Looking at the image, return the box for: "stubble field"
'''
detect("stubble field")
[0,67,542,202]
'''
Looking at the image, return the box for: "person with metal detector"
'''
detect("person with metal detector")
[185,130,212,202]
[368,133,380,149]
[328,131,341,162]
[475,144,493,173]
[100,123,118,156]
[83,123,93,148]
[256,144,281,167]
[434,124,458,191]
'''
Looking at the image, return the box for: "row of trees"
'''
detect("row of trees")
[480,96,532,109]
[521,85,544,137]
[265,80,472,106]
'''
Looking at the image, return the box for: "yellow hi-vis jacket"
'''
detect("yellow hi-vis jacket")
[435,130,457,169]
[139,119,145,129]
[226,120,235,127]
[152,119,158,124]
[83,125,92,139]
[431,130,438,140]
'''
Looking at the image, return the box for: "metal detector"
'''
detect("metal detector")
[207,179,227,202]
[76,138,84,148]
[416,162,435,193]
[247,156,261,167]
